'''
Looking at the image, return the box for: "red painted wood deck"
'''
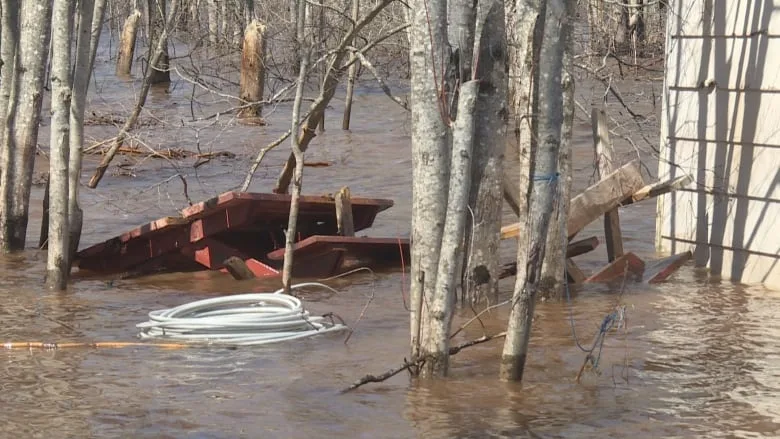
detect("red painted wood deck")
[75,191,395,278]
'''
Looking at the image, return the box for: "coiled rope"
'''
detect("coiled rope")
[136,283,348,346]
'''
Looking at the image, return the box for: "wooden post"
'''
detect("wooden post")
[591,105,624,261]
[342,0,360,130]
[238,20,267,119]
[116,9,141,76]
[335,186,355,236]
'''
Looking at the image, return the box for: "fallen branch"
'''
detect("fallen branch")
[341,331,506,393]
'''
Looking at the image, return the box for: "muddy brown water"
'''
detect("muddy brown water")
[1,44,779,438]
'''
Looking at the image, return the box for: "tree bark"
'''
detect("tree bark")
[148,0,170,84]
[408,0,450,376]
[0,0,20,177]
[206,0,219,45]
[116,9,141,76]
[463,0,507,303]
[69,0,106,261]
[238,20,267,118]
[0,1,52,251]
[341,0,360,130]
[46,0,73,290]
[501,0,568,382]
[281,0,311,294]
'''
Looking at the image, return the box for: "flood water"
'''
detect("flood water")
[1,40,779,438]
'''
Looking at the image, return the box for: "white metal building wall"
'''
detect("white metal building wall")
[657,0,780,289]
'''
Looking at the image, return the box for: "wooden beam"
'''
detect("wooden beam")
[223,256,257,280]
[566,259,587,284]
[592,106,623,262]
[620,174,693,206]
[643,251,692,283]
[335,186,355,236]
[501,160,645,240]
[566,236,600,258]
[585,252,645,283]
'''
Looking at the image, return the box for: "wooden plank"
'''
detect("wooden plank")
[566,259,587,284]
[643,251,692,283]
[501,160,645,240]
[620,174,693,206]
[592,106,623,262]
[585,252,645,283]
[566,236,600,258]
[183,238,278,277]
[335,186,355,236]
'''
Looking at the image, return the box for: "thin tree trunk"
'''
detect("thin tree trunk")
[206,0,219,45]
[505,0,543,300]
[148,0,170,84]
[88,0,180,188]
[539,70,574,298]
[238,20,267,118]
[116,9,141,76]
[273,0,394,194]
[281,0,311,294]
[47,0,73,290]
[408,0,450,375]
[0,1,52,251]
[0,0,20,174]
[500,0,568,382]
[341,0,360,130]
[69,0,107,261]
[463,0,507,303]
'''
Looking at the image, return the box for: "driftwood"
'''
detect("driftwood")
[342,331,506,393]
[85,143,236,161]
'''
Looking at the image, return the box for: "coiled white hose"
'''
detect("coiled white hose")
[136,283,348,346]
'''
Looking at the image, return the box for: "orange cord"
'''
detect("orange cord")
[2,341,190,350]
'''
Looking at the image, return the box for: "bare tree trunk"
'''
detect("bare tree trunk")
[0,1,52,251]
[500,0,568,382]
[505,0,543,299]
[408,0,450,375]
[88,0,181,188]
[148,0,170,84]
[206,0,219,45]
[281,0,311,294]
[0,0,19,164]
[539,2,574,299]
[341,0,360,130]
[47,0,73,290]
[238,19,266,118]
[116,9,141,76]
[463,0,507,303]
[244,0,254,24]
[69,0,106,261]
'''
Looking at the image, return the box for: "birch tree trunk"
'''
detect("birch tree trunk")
[69,0,107,261]
[539,2,574,299]
[47,0,73,290]
[408,0,450,375]
[500,0,568,382]
[463,0,507,303]
[0,1,52,251]
[206,0,219,45]
[281,0,311,294]
[148,0,170,84]
[504,0,543,296]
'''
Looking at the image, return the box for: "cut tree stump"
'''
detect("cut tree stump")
[592,106,623,262]
[501,159,645,240]
[238,20,267,119]
[335,186,355,236]
[585,252,645,283]
[116,9,141,76]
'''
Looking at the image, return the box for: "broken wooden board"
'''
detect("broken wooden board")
[501,160,645,240]
[592,106,624,262]
[497,237,599,280]
[566,259,588,283]
[620,174,693,206]
[643,251,692,283]
[76,191,394,276]
[585,252,646,283]
[266,235,410,278]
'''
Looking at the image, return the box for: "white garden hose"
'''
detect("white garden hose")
[136,283,348,346]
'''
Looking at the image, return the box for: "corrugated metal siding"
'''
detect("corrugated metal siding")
[657,0,780,289]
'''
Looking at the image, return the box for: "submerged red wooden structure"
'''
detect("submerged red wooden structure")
[76,191,409,278]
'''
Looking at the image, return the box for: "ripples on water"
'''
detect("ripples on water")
[2,43,779,439]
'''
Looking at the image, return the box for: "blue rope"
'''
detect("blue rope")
[532,172,560,182]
